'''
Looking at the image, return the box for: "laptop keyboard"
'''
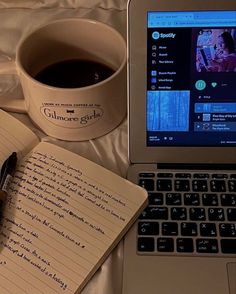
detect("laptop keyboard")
[137,171,236,256]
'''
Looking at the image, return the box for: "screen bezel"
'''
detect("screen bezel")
[127,0,236,164]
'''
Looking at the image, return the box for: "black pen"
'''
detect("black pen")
[0,152,17,206]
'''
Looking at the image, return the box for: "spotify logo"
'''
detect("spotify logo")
[152,31,160,39]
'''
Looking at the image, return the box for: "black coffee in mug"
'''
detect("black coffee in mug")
[34,59,115,88]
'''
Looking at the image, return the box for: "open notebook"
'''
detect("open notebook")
[0,109,148,294]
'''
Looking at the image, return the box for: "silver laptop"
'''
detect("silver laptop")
[123,0,236,293]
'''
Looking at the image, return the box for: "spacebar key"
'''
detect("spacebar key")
[221,239,236,254]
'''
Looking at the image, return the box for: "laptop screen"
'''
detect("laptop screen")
[146,10,236,147]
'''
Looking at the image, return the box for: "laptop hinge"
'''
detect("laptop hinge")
[156,163,236,170]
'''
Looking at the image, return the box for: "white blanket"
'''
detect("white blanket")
[0,1,129,293]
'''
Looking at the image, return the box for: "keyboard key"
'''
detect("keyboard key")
[221,194,236,206]
[219,223,236,237]
[157,238,174,252]
[177,238,194,253]
[208,208,225,221]
[228,180,236,192]
[212,174,228,179]
[152,207,169,219]
[227,208,236,221]
[193,173,209,179]
[184,193,200,206]
[139,207,168,220]
[157,173,173,178]
[175,180,190,192]
[175,173,191,178]
[196,239,218,253]
[157,179,172,191]
[189,207,206,221]
[148,192,164,205]
[200,223,217,237]
[210,180,226,192]
[162,222,178,236]
[138,221,159,235]
[171,207,187,220]
[221,239,236,254]
[192,180,208,192]
[202,193,218,206]
[139,172,155,178]
[138,237,155,252]
[139,207,154,219]
[181,222,198,236]
[166,193,182,205]
[139,179,154,191]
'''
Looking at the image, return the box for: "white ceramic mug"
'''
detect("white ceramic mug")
[0,18,127,141]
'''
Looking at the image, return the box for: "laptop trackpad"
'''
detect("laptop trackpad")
[227,263,236,294]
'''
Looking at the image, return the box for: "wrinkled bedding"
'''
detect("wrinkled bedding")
[0,1,129,293]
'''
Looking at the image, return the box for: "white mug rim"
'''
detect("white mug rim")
[16,17,127,92]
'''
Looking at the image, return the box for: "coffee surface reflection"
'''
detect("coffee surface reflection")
[34,59,115,88]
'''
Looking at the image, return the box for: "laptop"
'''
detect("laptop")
[123,0,236,293]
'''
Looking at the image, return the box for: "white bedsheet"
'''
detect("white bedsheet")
[0,1,129,293]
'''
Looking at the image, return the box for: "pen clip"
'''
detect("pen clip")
[0,152,17,189]
[0,159,8,188]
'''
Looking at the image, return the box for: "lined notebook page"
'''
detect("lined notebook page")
[0,109,39,164]
[0,142,147,294]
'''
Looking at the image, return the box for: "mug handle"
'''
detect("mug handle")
[0,59,26,113]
